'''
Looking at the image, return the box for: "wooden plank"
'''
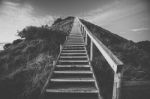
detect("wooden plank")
[90,41,93,61]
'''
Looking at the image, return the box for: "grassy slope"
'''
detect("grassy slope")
[81,19,150,81]
[80,19,150,99]
[0,17,74,99]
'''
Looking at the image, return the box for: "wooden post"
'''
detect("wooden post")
[80,26,82,32]
[82,26,84,35]
[112,73,122,99]
[53,61,56,66]
[85,33,88,45]
[90,41,93,61]
[60,44,62,52]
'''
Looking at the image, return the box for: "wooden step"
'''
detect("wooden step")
[60,56,87,58]
[61,53,86,55]
[67,38,84,40]
[61,51,86,53]
[62,49,86,52]
[63,46,85,48]
[54,71,93,74]
[69,35,82,37]
[64,43,85,45]
[63,47,85,50]
[50,78,95,82]
[67,40,84,42]
[56,65,90,67]
[58,60,89,62]
[46,88,98,93]
[68,35,83,37]
[59,58,88,61]
[68,36,83,38]
[64,45,85,47]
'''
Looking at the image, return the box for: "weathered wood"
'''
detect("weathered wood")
[90,41,93,61]
[85,32,88,45]
[76,17,124,99]
[112,73,122,99]
[77,17,123,73]
[60,44,63,52]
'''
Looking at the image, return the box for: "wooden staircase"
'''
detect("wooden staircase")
[44,21,101,99]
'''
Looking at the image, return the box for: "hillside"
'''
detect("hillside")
[0,17,74,99]
[79,19,150,99]
[0,16,149,99]
[80,19,150,81]
[136,41,150,54]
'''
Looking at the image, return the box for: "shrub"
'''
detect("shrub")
[53,18,63,25]
[13,39,23,45]
[3,43,11,50]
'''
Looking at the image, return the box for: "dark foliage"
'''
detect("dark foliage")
[13,39,23,45]
[0,17,74,99]
[136,41,150,54]
[3,43,12,50]
[81,19,150,81]
[80,19,150,99]
[53,18,63,25]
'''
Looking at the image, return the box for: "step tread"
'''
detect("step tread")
[62,50,86,51]
[61,53,87,54]
[54,71,92,74]
[60,56,88,58]
[56,65,90,67]
[64,45,85,46]
[51,78,95,82]
[61,51,86,53]
[64,44,85,46]
[58,60,89,62]
[46,88,98,93]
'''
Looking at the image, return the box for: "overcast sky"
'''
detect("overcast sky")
[0,0,150,42]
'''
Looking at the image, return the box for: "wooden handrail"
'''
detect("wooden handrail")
[76,17,123,73]
[76,17,123,99]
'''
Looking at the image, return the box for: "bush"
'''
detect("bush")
[53,18,63,25]
[0,17,75,99]
[18,26,67,41]
[3,43,11,50]
[13,39,23,45]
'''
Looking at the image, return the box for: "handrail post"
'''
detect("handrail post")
[81,26,83,35]
[85,32,87,46]
[60,44,62,52]
[112,72,122,99]
[53,60,56,66]
[90,40,93,61]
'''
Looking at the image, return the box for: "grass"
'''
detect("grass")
[0,17,74,99]
[80,19,150,99]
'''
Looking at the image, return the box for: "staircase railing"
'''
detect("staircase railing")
[76,17,124,99]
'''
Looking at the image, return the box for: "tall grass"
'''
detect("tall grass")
[0,17,74,99]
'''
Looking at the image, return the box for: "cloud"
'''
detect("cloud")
[84,0,150,42]
[131,28,149,32]
[0,1,54,42]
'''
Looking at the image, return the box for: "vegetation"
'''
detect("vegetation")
[136,41,150,54]
[80,19,150,99]
[0,17,74,99]
[81,19,150,81]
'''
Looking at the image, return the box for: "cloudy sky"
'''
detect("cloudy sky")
[0,0,150,43]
